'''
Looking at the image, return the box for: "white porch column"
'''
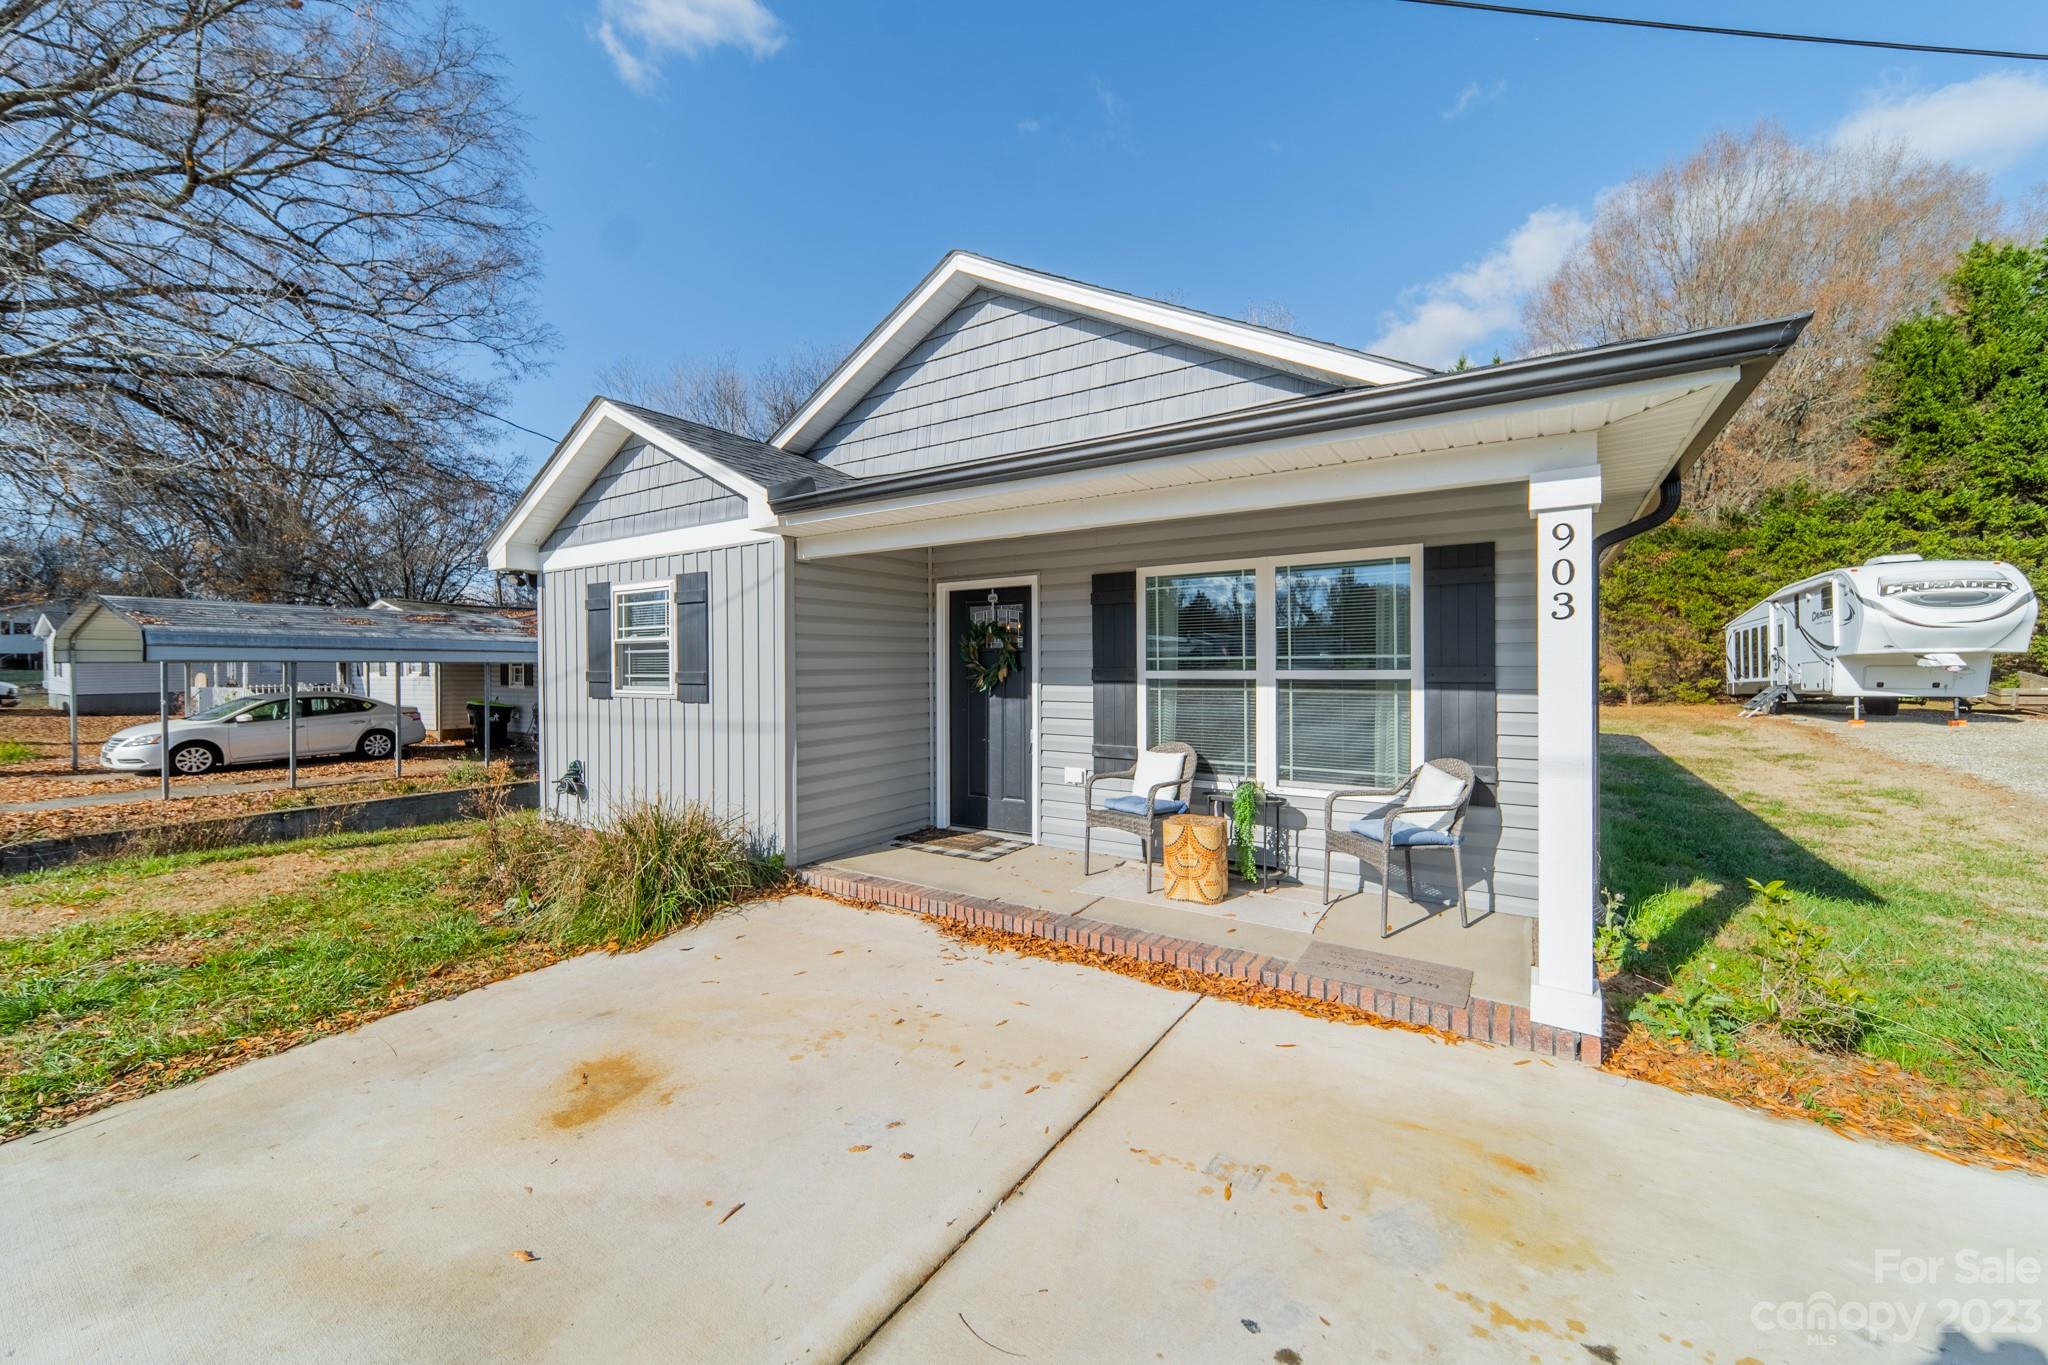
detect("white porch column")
[1528,465,1604,1036]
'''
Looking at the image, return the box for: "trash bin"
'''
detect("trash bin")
[466,700,514,749]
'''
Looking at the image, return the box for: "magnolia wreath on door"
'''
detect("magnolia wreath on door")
[958,618,1023,693]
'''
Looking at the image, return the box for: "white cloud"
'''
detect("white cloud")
[593,0,786,91]
[1831,70,2048,172]
[1368,207,1589,367]
[1017,118,1041,135]
[1443,78,1506,121]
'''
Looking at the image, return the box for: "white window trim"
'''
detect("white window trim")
[611,578,677,698]
[1135,543,1425,798]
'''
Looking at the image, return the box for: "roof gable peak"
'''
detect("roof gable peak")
[771,251,1430,454]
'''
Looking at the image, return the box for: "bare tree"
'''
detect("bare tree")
[596,345,838,442]
[0,0,548,523]
[1522,125,2006,514]
[1239,301,1298,333]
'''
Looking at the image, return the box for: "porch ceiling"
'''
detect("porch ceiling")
[777,374,1733,560]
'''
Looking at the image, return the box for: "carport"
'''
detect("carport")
[45,596,538,797]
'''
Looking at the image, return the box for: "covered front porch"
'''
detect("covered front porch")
[797,838,1570,1055]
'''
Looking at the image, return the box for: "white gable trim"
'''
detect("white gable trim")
[771,252,1431,455]
[488,400,775,573]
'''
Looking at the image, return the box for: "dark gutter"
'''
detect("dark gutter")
[771,313,1811,515]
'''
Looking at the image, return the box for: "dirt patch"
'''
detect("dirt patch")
[0,759,526,847]
[0,837,471,937]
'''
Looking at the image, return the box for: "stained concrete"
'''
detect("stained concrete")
[861,997,2048,1364]
[0,896,1195,1363]
[6,895,2045,1365]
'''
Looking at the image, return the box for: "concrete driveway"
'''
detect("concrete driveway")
[4,896,2044,1364]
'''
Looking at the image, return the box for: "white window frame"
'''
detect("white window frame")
[501,662,533,689]
[1135,543,1425,798]
[611,579,676,698]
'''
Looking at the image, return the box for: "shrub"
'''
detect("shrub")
[0,740,35,764]
[1749,902,1869,1051]
[464,800,785,947]
[1631,971,1750,1055]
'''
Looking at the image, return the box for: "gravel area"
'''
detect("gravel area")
[1776,704,2048,801]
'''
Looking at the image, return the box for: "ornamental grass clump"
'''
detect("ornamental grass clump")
[465,800,784,947]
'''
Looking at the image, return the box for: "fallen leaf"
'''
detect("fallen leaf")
[1313,1190,1326,1210]
[511,1249,539,1263]
[1024,1085,1040,1095]
[1223,1183,1233,1201]
[848,1144,871,1152]
[1274,1043,1296,1048]
[899,1152,915,1160]
[718,1202,745,1225]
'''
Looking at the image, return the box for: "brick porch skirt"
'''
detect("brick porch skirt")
[795,865,1601,1065]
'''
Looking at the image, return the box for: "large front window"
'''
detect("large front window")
[613,583,674,694]
[1140,552,1417,789]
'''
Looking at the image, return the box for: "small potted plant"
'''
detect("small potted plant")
[1230,779,1264,884]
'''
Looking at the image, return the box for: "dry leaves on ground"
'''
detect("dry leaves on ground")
[1605,1027,2048,1176]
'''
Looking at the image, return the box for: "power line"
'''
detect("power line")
[1389,0,2048,61]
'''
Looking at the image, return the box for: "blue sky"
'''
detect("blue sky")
[473,1,2048,469]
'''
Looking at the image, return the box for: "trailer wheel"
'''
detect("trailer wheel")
[1863,697,1899,717]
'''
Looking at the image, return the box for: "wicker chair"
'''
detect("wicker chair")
[1321,758,1476,938]
[1082,742,1197,894]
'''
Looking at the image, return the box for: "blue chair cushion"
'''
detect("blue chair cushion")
[1348,815,1461,847]
[1101,794,1189,817]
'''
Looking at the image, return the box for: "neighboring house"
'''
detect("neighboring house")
[41,596,534,722]
[2,601,66,670]
[343,599,539,739]
[488,250,1806,1041]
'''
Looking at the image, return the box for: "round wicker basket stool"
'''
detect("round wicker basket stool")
[1160,813,1229,906]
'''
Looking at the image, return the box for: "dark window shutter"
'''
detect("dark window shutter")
[585,580,612,700]
[1423,543,1497,805]
[674,571,709,704]
[1090,571,1138,772]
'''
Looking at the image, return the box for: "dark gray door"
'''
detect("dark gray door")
[950,585,1031,834]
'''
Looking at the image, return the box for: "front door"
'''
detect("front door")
[949,585,1032,835]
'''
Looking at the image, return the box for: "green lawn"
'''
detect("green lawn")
[0,822,548,1136]
[1600,710,2048,1106]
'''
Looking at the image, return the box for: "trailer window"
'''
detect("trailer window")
[1816,583,1834,615]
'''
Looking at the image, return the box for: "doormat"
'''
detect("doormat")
[892,826,1031,862]
[1291,941,1473,1008]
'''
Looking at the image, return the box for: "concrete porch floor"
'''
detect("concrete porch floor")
[816,841,1534,1009]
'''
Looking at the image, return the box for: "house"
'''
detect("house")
[2,600,66,671]
[40,596,535,726]
[488,251,1805,1045]
[343,599,539,740]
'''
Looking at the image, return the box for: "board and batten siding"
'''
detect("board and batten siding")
[538,540,787,841]
[788,550,933,863]
[542,439,748,552]
[806,289,1330,480]
[925,482,1539,917]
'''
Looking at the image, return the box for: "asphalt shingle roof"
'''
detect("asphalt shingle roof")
[604,400,855,495]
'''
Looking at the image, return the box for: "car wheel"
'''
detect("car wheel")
[170,742,219,775]
[1863,697,1900,717]
[357,730,395,759]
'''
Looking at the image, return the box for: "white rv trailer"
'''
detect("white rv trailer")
[1725,554,2039,717]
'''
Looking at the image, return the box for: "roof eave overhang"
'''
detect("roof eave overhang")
[771,313,1809,522]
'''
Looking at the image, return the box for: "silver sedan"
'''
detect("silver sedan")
[99,693,426,775]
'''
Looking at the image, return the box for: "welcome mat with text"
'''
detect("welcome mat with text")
[1290,941,1473,1008]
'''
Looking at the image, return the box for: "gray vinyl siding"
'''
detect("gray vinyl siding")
[806,289,1330,479]
[924,482,1539,918]
[542,439,747,551]
[788,550,933,863]
[537,540,787,842]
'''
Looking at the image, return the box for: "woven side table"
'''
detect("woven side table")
[1160,813,1229,905]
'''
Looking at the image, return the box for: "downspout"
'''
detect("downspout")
[1584,467,1684,921]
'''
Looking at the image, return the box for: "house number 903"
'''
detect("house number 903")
[1548,521,1577,619]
